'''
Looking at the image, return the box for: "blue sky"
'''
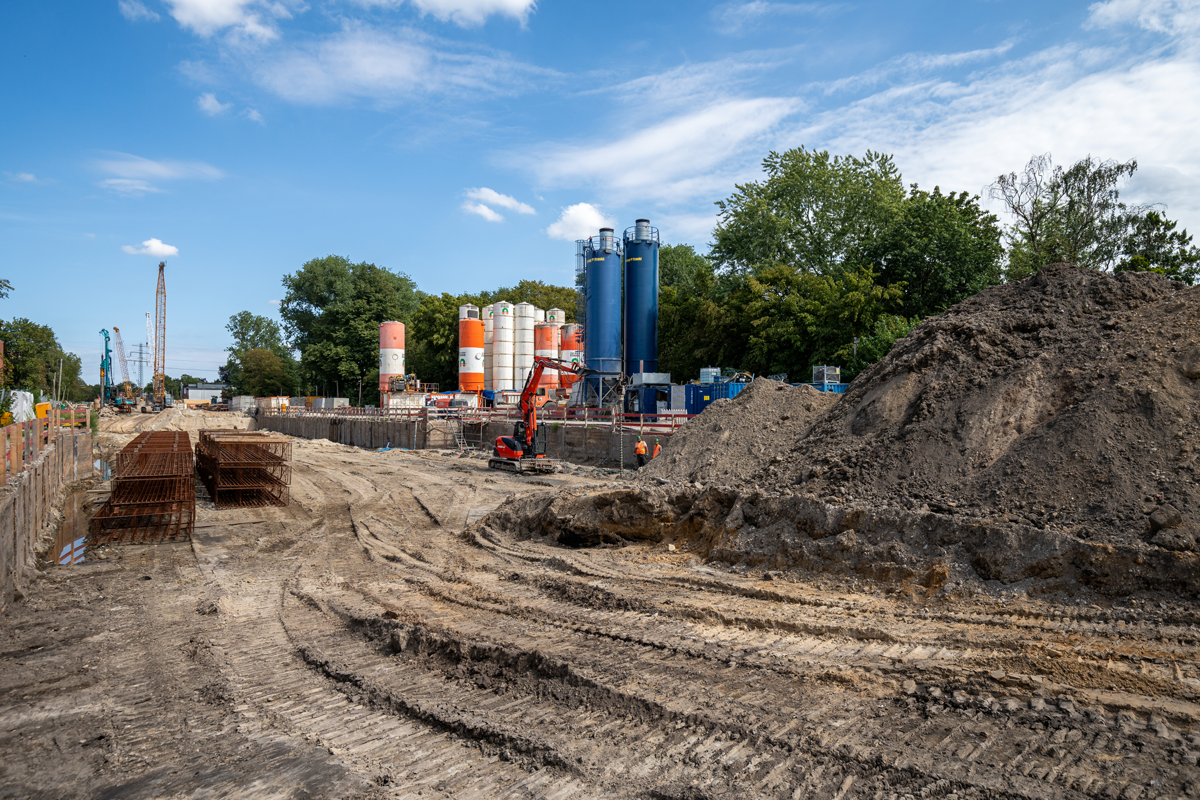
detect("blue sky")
[4,0,1199,381]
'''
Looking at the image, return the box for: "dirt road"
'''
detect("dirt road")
[2,410,1197,799]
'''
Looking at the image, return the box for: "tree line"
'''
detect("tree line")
[218,148,1197,402]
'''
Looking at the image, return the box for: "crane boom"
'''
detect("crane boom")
[112,327,134,400]
[153,262,166,405]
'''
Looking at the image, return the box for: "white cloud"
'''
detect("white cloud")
[244,107,265,123]
[408,0,536,27]
[523,97,800,205]
[712,2,847,34]
[96,153,223,195]
[545,203,614,241]
[256,27,539,104]
[96,153,224,181]
[163,0,292,40]
[119,0,161,21]
[1087,0,1200,34]
[462,201,504,222]
[268,299,281,305]
[6,172,37,182]
[197,92,233,115]
[100,178,166,196]
[122,238,180,256]
[821,42,1016,96]
[465,187,534,214]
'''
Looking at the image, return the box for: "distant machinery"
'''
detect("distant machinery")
[112,327,134,400]
[153,262,167,408]
[99,329,114,405]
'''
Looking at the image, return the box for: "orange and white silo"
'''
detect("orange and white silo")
[379,321,406,395]
[534,323,560,390]
[559,324,582,388]
[458,318,485,392]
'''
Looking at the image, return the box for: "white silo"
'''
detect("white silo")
[458,303,479,320]
[514,302,535,388]
[482,304,494,391]
[534,307,546,323]
[492,301,515,391]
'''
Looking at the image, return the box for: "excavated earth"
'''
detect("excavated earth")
[3,264,1200,798]
[489,265,1200,600]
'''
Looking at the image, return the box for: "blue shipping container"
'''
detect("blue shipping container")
[685,382,748,415]
[811,383,849,393]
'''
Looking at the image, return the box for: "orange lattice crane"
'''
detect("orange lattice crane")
[153,262,166,407]
[112,326,134,400]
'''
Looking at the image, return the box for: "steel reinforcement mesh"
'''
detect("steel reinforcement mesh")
[196,430,292,509]
[90,431,196,545]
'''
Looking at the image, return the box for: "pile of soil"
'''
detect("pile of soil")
[638,380,836,485]
[483,265,1200,595]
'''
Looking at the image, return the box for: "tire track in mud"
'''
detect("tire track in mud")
[198,454,591,798]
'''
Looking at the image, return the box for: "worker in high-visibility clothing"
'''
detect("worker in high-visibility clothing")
[651,439,662,459]
[634,437,648,468]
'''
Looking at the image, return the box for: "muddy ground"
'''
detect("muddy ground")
[0,407,1197,798]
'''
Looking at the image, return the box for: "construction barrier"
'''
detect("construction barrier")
[0,419,94,607]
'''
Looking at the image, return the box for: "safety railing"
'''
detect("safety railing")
[259,404,698,432]
[2,407,90,484]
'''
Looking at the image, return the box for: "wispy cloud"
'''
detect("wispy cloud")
[118,0,161,22]
[520,97,801,205]
[5,172,38,183]
[712,1,849,34]
[96,152,224,195]
[545,203,614,241]
[244,107,265,123]
[100,178,166,196]
[161,0,297,41]
[409,0,537,27]
[197,92,233,115]
[462,201,504,222]
[820,41,1016,95]
[122,237,180,256]
[465,187,534,215]
[1086,0,1200,35]
[255,26,545,105]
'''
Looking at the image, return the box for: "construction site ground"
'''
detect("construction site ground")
[2,406,1198,799]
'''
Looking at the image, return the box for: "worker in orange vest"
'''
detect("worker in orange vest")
[634,437,648,468]
[651,439,662,459]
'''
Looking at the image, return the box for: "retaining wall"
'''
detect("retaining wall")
[1,429,94,608]
[254,414,669,470]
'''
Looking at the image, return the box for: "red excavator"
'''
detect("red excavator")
[488,355,590,474]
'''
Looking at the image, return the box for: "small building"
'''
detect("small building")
[182,382,228,406]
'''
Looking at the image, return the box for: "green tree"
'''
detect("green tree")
[280,255,419,404]
[240,348,292,397]
[990,154,1143,279]
[833,314,917,381]
[657,245,749,381]
[712,147,905,277]
[406,292,461,390]
[1116,210,1200,285]
[0,279,12,299]
[742,265,903,379]
[0,318,85,400]
[873,185,1004,318]
[220,311,298,396]
[474,280,577,318]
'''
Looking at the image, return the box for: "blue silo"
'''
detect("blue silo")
[623,219,660,376]
[583,228,623,379]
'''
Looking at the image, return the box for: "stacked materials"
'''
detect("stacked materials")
[90,431,195,544]
[196,430,292,509]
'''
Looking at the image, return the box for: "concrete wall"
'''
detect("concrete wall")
[254,414,671,470]
[0,429,94,608]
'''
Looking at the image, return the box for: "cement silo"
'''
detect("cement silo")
[378,321,405,395]
[482,304,494,391]
[534,322,559,391]
[492,301,514,391]
[623,219,660,377]
[458,318,485,392]
[559,324,583,389]
[514,302,535,387]
[583,228,622,379]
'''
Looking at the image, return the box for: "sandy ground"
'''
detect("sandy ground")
[1,409,1197,799]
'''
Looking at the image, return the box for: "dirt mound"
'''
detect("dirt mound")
[762,264,1200,553]
[638,379,836,486]
[484,265,1200,595]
